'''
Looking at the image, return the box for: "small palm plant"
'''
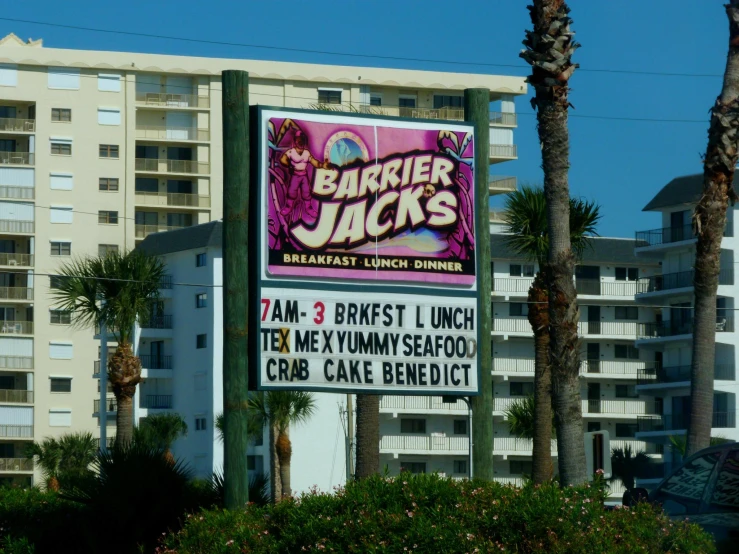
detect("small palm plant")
[26,438,61,491]
[611,445,650,491]
[26,432,97,491]
[134,413,188,463]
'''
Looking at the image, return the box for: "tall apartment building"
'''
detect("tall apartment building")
[0,32,524,485]
[634,173,739,487]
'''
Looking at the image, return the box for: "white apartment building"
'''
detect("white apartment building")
[0,31,525,485]
[634,173,739,486]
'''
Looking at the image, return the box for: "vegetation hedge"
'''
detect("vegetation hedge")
[157,474,714,554]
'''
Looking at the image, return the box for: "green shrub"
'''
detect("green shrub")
[158,474,714,554]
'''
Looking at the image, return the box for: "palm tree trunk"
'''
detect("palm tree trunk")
[521,0,587,486]
[687,0,739,457]
[354,394,380,478]
[108,342,142,446]
[275,427,292,498]
[115,390,135,446]
[269,422,281,502]
[528,270,553,483]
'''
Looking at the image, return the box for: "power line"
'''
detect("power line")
[0,16,723,79]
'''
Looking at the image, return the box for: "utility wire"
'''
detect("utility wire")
[0,16,724,79]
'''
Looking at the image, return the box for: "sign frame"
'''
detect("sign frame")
[248,105,482,396]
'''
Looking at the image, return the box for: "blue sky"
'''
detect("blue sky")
[4,0,727,238]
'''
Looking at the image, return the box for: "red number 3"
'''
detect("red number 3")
[314,301,325,324]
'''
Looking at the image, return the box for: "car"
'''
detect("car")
[626,442,739,553]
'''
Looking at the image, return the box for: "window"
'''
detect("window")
[400,418,426,434]
[453,419,468,435]
[97,108,121,126]
[98,244,118,257]
[99,178,119,191]
[615,267,639,281]
[614,344,640,360]
[136,178,158,193]
[195,417,206,431]
[50,241,71,256]
[48,409,72,427]
[50,310,71,325]
[615,384,639,398]
[0,64,18,87]
[369,93,382,106]
[50,377,72,392]
[50,173,73,190]
[50,206,73,224]
[247,455,256,470]
[510,381,534,396]
[402,462,426,474]
[196,253,206,267]
[196,334,207,349]
[196,293,207,308]
[167,212,192,228]
[652,451,722,515]
[433,95,463,109]
[99,144,119,158]
[510,264,534,277]
[399,96,416,109]
[48,67,80,90]
[49,276,65,289]
[510,460,533,475]
[587,422,602,432]
[98,211,118,225]
[453,460,468,474]
[98,73,121,92]
[50,140,72,156]
[615,423,638,438]
[615,306,639,320]
[509,303,529,317]
[709,449,739,511]
[49,342,73,360]
[318,89,342,105]
[51,108,71,122]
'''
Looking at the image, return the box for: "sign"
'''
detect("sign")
[251,107,481,395]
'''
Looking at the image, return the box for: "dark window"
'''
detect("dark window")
[614,344,640,359]
[369,94,382,106]
[615,423,639,438]
[99,144,119,158]
[400,418,426,434]
[587,422,602,432]
[98,244,118,257]
[615,267,639,281]
[50,241,71,256]
[167,147,193,161]
[136,145,158,159]
[196,253,206,267]
[49,310,71,325]
[399,97,416,108]
[510,264,521,276]
[509,303,529,317]
[50,377,71,393]
[615,306,638,320]
[51,108,71,122]
[196,293,207,308]
[99,178,119,191]
[135,211,158,225]
[247,455,256,470]
[167,180,193,194]
[51,141,72,155]
[135,178,158,193]
[402,461,426,474]
[98,211,118,225]
[49,276,66,289]
[653,451,721,515]
[709,449,739,512]
[433,95,463,109]
[615,384,638,398]
[510,460,533,475]
[318,90,342,105]
[453,419,467,435]
[196,334,207,349]
[167,212,192,228]
[510,381,534,396]
[453,460,467,474]
[195,417,206,431]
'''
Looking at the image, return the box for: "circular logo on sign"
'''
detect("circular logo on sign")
[324,131,369,167]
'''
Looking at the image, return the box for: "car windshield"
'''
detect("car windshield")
[708,449,739,512]
[653,451,722,514]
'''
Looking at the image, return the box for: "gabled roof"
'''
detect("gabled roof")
[136,221,222,256]
[0,33,42,47]
[642,173,739,211]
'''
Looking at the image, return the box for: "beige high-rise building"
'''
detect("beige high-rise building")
[0,32,525,485]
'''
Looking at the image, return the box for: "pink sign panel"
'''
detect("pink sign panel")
[263,111,476,286]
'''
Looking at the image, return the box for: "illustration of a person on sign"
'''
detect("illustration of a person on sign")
[278,130,330,219]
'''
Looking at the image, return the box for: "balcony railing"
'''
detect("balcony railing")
[494,437,558,453]
[489,176,517,193]
[576,279,639,297]
[159,275,173,289]
[0,151,33,166]
[583,399,658,416]
[494,477,525,487]
[95,437,116,449]
[489,144,517,158]
[0,425,32,438]
[492,277,534,294]
[142,315,173,329]
[494,397,519,412]
[398,106,465,121]
[0,220,34,234]
[0,253,33,267]
[379,434,469,453]
[143,395,172,409]
[0,458,33,471]
[489,111,518,126]
[637,364,736,385]
[135,224,186,239]
[0,355,32,370]
[94,398,118,413]
[135,92,210,108]
[582,360,656,376]
[139,355,172,370]
[135,126,210,141]
[0,118,35,133]
[637,268,734,294]
[379,396,468,412]
[0,321,33,335]
[578,321,639,336]
[0,389,33,403]
[492,358,535,373]
[134,191,211,208]
[0,186,34,201]
[638,412,736,432]
[635,224,693,246]
[0,287,33,301]
[135,158,210,175]
[637,321,693,338]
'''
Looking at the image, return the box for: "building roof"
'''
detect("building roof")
[136,221,222,256]
[490,234,659,266]
[642,173,739,211]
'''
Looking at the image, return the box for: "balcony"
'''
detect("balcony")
[489,176,517,195]
[493,358,656,378]
[0,287,33,301]
[636,269,733,295]
[379,434,468,454]
[135,225,185,240]
[0,253,33,267]
[0,152,33,166]
[0,425,32,438]
[380,396,467,413]
[575,279,639,297]
[134,191,211,209]
[94,398,118,413]
[135,158,209,175]
[494,397,519,413]
[142,315,173,329]
[489,144,517,159]
[139,355,172,370]
[0,186,34,202]
[0,389,33,404]
[489,111,518,126]
[635,224,693,247]
[135,125,210,141]
[0,355,33,370]
[582,399,658,416]
[0,220,34,234]
[637,321,694,339]
[492,277,533,295]
[142,395,172,409]
[0,458,33,472]
[0,321,33,335]
[135,92,210,109]
[638,411,736,433]
[638,364,736,385]
[0,118,35,133]
[494,437,558,454]
[95,437,116,449]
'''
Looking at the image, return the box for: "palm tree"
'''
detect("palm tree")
[503,186,600,483]
[610,445,650,492]
[687,0,739,457]
[669,434,731,458]
[134,413,188,463]
[354,395,379,479]
[504,395,555,442]
[26,438,61,491]
[50,251,165,445]
[26,432,97,491]
[248,391,316,499]
[520,0,585,486]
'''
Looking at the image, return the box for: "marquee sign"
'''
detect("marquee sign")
[250,107,481,395]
